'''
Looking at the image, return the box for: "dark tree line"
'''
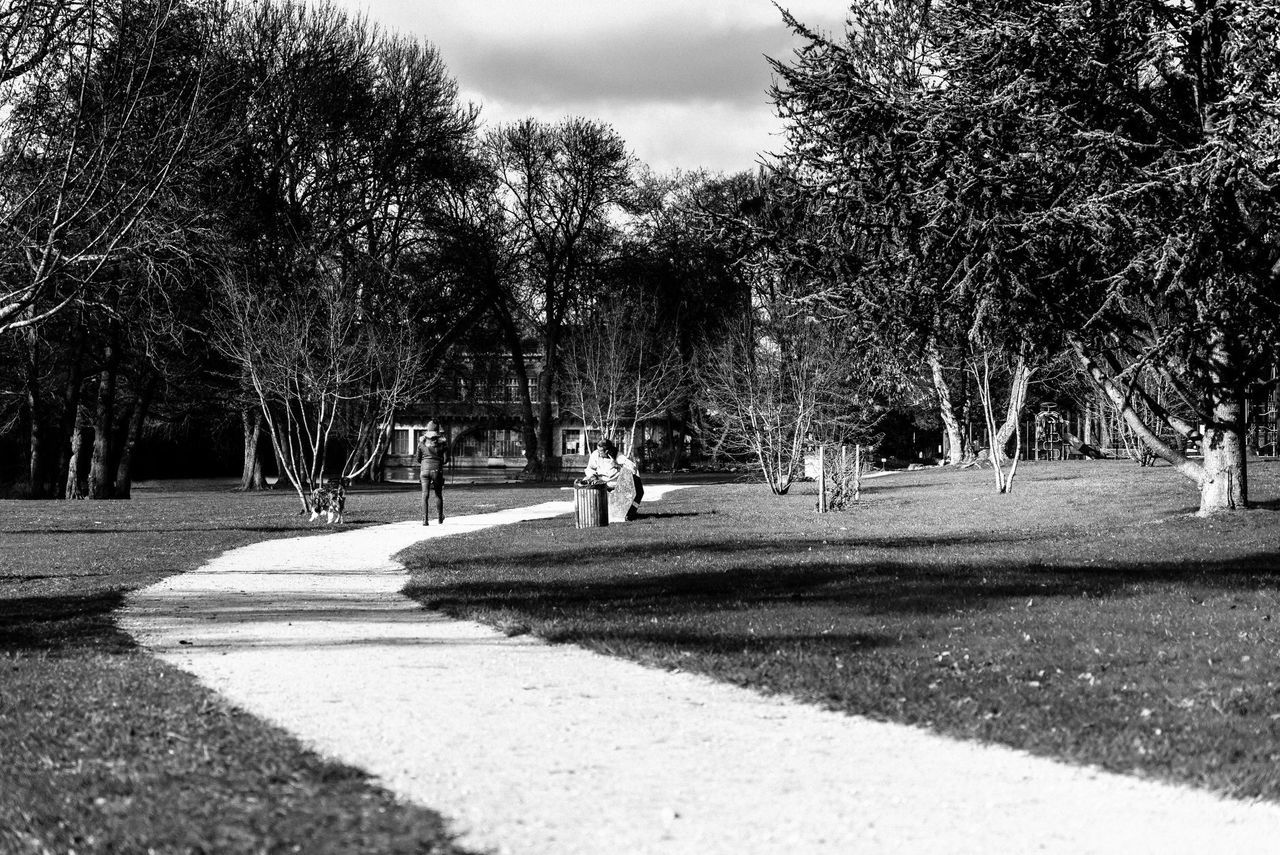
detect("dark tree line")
[0,0,757,503]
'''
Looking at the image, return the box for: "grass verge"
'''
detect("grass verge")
[1,481,562,855]
[402,460,1280,802]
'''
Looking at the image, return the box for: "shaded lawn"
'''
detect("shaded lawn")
[0,482,563,855]
[402,460,1280,802]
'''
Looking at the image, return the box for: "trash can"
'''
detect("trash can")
[574,483,609,528]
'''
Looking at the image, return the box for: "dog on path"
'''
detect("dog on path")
[309,479,347,524]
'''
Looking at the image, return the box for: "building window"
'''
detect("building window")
[391,428,411,456]
[562,429,603,455]
[488,428,519,457]
[457,432,482,458]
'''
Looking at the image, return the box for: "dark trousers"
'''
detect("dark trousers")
[421,470,444,523]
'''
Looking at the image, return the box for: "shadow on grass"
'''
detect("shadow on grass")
[2,520,399,535]
[405,539,1280,622]
[0,591,137,653]
[5,526,304,535]
[543,626,895,656]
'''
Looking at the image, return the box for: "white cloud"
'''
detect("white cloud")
[453,20,796,104]
[326,0,848,173]
[471,95,786,176]
[343,1,846,40]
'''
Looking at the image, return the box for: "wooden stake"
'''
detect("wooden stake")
[818,444,826,512]
[854,443,862,503]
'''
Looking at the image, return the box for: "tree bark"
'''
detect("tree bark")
[928,348,963,465]
[992,357,1032,464]
[88,337,120,499]
[494,303,541,474]
[1198,332,1248,513]
[24,325,47,497]
[65,409,87,500]
[537,361,555,463]
[239,407,268,491]
[52,323,87,498]
[1200,396,1247,512]
[113,375,157,500]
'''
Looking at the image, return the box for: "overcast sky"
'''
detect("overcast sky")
[328,1,846,175]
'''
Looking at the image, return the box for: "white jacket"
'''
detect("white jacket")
[583,449,635,483]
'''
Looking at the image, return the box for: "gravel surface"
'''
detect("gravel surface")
[120,488,1280,854]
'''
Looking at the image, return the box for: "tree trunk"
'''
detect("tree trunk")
[972,351,1025,493]
[1096,391,1113,454]
[536,318,562,466]
[536,362,555,463]
[65,409,87,499]
[992,357,1032,463]
[1073,338,1204,479]
[1198,332,1248,513]
[239,407,268,491]
[53,323,87,498]
[928,348,963,465]
[1200,401,1247,512]
[24,326,47,498]
[491,301,541,474]
[88,338,119,499]
[113,376,157,500]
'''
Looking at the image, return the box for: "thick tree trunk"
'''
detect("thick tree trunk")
[239,407,268,491]
[536,363,555,463]
[1200,405,1247,512]
[88,339,119,500]
[1198,333,1248,513]
[1071,335,1250,514]
[928,349,963,465]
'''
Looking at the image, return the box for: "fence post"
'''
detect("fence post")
[854,443,862,503]
[818,444,826,512]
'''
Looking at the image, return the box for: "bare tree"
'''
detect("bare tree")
[0,0,85,84]
[0,0,207,336]
[967,350,1032,493]
[699,312,877,495]
[561,294,686,456]
[485,117,632,470]
[211,1,480,489]
[213,267,432,511]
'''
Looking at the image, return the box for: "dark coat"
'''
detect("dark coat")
[415,435,448,473]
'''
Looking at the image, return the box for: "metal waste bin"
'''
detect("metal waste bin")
[574,483,609,528]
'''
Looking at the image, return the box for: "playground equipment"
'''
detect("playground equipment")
[1034,402,1067,460]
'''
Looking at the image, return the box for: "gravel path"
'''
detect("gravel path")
[120,488,1280,854]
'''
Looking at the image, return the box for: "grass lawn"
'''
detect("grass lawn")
[402,460,1280,802]
[0,480,563,855]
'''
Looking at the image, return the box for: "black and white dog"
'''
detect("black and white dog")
[309,478,348,524]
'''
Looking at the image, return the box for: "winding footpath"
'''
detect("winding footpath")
[120,487,1280,854]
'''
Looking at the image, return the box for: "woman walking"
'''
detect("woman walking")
[416,422,449,525]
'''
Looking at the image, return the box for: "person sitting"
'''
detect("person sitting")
[581,438,644,518]
[582,438,634,485]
